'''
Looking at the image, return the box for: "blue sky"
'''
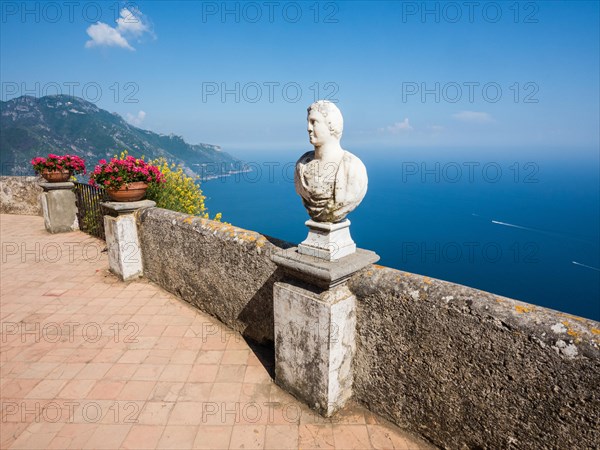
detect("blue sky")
[1,1,599,156]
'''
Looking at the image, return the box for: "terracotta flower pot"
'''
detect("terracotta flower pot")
[41,169,71,183]
[106,181,148,202]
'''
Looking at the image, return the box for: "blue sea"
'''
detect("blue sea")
[201,148,600,321]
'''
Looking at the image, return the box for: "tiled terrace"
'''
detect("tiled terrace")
[0,214,432,449]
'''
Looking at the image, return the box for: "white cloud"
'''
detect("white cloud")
[85,22,134,50]
[85,7,153,50]
[452,111,494,124]
[117,8,150,36]
[380,118,413,134]
[126,111,146,126]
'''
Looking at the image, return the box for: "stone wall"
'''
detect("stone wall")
[348,267,600,449]
[137,207,291,343]
[137,207,600,449]
[0,176,43,215]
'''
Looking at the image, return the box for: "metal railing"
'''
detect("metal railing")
[73,182,110,240]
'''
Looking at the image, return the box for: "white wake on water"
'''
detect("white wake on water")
[572,261,600,272]
[491,220,539,232]
[488,218,593,244]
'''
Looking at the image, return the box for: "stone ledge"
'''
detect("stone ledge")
[272,247,380,290]
[102,200,156,216]
[39,181,74,191]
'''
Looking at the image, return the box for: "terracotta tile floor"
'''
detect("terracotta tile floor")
[0,214,433,449]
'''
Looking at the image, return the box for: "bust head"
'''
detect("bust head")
[307,101,344,143]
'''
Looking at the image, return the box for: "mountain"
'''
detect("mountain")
[0,95,243,178]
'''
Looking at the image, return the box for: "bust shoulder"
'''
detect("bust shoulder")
[341,150,367,177]
[296,151,315,166]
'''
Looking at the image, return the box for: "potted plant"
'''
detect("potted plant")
[90,156,164,202]
[31,154,86,182]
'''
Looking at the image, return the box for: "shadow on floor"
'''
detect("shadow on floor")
[245,337,276,379]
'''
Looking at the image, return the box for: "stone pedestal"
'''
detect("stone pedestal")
[39,182,78,233]
[272,247,379,416]
[298,219,356,261]
[102,200,155,281]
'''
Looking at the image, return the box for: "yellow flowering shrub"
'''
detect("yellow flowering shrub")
[146,157,222,221]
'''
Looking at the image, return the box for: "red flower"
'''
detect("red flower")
[89,152,164,190]
[31,154,86,176]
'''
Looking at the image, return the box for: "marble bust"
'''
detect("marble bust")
[294,101,368,223]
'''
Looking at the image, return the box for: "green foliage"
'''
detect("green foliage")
[1,95,241,176]
[146,157,222,221]
[82,206,102,236]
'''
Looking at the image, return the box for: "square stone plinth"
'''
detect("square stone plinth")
[298,219,356,261]
[104,214,143,281]
[274,281,356,417]
[39,183,78,233]
[102,200,155,281]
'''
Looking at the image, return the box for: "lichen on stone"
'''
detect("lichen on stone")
[515,305,535,314]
